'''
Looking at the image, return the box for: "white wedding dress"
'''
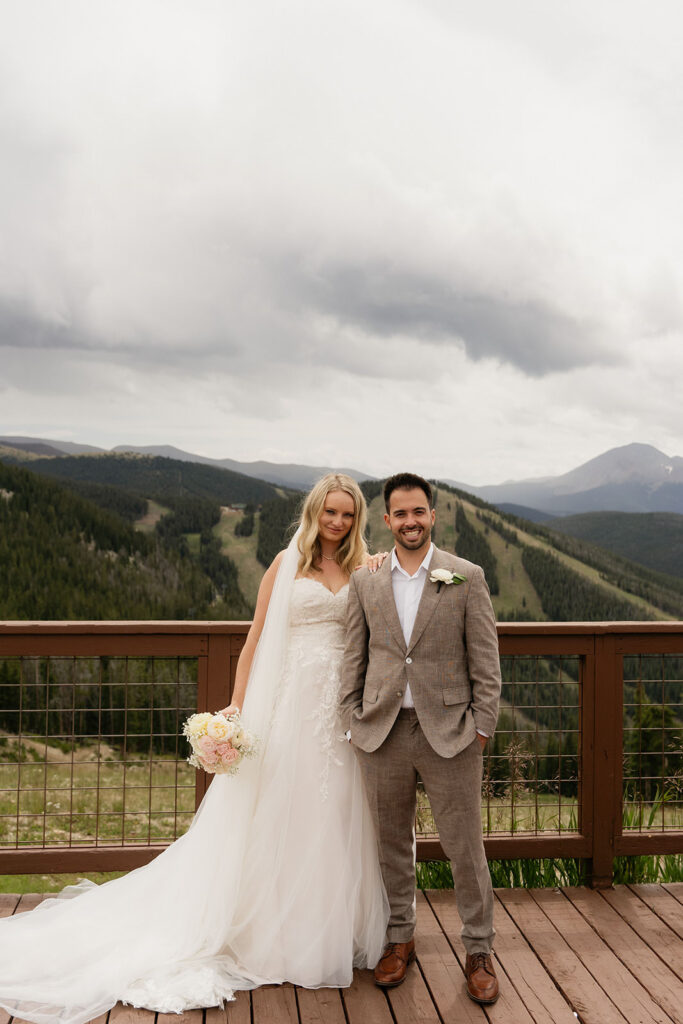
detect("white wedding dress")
[0,575,388,1024]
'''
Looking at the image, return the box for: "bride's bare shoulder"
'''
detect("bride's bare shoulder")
[257,550,287,590]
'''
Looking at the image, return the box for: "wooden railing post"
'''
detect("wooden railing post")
[587,634,622,887]
[195,629,234,806]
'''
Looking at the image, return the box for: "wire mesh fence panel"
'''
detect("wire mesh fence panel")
[416,653,582,838]
[0,655,198,848]
[622,652,683,833]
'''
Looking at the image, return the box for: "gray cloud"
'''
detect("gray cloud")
[0,0,681,480]
[279,260,606,376]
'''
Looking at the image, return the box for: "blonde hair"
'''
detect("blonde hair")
[297,473,368,577]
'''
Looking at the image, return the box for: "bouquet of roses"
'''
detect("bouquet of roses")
[182,709,257,775]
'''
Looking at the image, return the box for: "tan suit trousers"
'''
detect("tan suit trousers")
[354,709,495,953]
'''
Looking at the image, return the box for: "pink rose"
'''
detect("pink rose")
[220,746,241,765]
[198,735,217,754]
[215,742,231,757]
[200,750,219,766]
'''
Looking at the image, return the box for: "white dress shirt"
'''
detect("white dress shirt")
[390,544,487,736]
[390,543,434,708]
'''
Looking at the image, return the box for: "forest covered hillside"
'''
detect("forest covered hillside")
[187,479,683,622]
[0,450,281,507]
[0,462,250,619]
[364,483,683,622]
[548,510,683,580]
[2,450,683,623]
[2,465,679,799]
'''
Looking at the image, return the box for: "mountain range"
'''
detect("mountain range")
[3,436,681,515]
[2,438,683,621]
[0,437,373,491]
[446,443,683,515]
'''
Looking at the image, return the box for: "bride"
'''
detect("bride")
[0,474,389,1024]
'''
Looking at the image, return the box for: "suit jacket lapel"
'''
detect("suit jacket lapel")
[407,546,447,654]
[375,557,407,652]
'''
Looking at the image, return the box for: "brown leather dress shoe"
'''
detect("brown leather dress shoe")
[465,952,499,1004]
[374,939,416,987]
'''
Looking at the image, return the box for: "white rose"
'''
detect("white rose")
[206,715,231,741]
[430,568,455,584]
[185,712,213,739]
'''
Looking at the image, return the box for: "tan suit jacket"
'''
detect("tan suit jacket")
[339,545,501,757]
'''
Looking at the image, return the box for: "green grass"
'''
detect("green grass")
[213,507,263,609]
[0,754,196,847]
[185,532,201,556]
[3,735,681,893]
[418,852,683,890]
[483,523,544,619]
[133,499,170,534]
[417,857,587,889]
[0,872,127,894]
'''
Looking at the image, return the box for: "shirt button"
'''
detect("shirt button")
[405,656,413,664]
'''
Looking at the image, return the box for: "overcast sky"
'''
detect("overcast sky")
[1,0,681,484]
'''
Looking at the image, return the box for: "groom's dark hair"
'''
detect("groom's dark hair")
[383,473,433,511]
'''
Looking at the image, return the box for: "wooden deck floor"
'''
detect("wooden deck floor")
[2,884,683,1024]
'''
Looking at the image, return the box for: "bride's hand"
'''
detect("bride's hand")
[218,703,241,717]
[361,551,389,574]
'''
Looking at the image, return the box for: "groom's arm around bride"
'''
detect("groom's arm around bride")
[339,472,502,1003]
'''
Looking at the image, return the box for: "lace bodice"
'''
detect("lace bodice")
[281,577,351,799]
[288,577,349,639]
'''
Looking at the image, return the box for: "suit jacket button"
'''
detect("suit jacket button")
[396,691,403,697]
[405,656,413,664]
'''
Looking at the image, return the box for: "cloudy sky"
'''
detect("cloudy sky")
[1,0,681,484]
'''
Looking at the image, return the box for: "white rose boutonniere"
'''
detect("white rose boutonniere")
[430,568,467,592]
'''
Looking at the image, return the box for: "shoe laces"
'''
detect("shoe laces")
[381,943,407,963]
[469,952,492,973]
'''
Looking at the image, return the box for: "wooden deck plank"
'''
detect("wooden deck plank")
[601,886,683,982]
[490,892,578,1024]
[631,885,683,940]
[108,1003,155,1024]
[296,986,346,1024]
[0,894,20,917]
[498,887,628,1024]
[532,888,674,1024]
[367,902,441,1024]
[415,891,492,1023]
[663,884,683,908]
[15,894,47,913]
[4,885,683,1024]
[340,968,393,1024]
[425,888,539,1024]
[205,991,251,1024]
[156,1012,203,1024]
[383,959,441,1024]
[564,887,683,1023]
[251,983,298,1024]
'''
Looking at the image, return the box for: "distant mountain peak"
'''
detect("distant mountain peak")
[464,442,683,516]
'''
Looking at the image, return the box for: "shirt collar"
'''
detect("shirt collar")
[391,542,434,579]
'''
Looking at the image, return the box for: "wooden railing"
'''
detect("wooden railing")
[1,620,682,887]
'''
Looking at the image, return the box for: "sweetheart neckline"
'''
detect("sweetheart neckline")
[294,577,350,598]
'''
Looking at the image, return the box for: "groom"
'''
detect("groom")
[339,472,501,1003]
